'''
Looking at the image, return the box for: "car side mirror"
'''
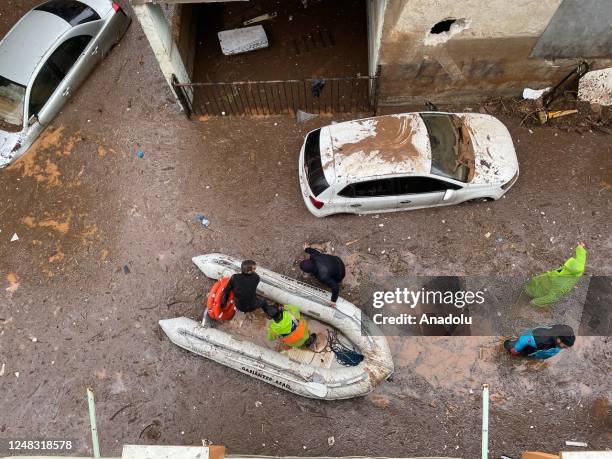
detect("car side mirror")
[27,114,38,126]
[443,189,455,201]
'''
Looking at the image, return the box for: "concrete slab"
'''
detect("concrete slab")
[218,25,268,56]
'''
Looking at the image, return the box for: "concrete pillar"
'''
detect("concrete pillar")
[132,3,193,103]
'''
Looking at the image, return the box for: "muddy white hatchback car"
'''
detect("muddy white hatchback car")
[299,112,519,217]
[0,0,130,168]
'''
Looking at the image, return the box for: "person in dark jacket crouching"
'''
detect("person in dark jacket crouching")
[300,247,345,307]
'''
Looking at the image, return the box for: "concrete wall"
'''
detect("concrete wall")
[171,3,197,79]
[376,0,612,105]
[366,0,387,77]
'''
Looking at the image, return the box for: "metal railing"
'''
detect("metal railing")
[172,73,380,118]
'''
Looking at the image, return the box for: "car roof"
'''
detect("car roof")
[321,113,432,183]
[0,10,70,86]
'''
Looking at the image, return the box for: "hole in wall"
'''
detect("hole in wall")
[430,19,456,35]
[424,18,469,46]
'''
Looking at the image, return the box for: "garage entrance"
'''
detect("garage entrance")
[168,0,382,117]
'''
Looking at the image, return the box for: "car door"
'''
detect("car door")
[393,176,462,210]
[27,34,93,127]
[338,178,399,213]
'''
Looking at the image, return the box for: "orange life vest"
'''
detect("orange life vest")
[205,277,236,321]
[280,319,307,345]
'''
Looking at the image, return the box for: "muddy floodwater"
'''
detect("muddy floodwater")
[0,2,611,459]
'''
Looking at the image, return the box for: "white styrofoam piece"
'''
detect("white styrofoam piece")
[122,445,210,459]
[218,25,268,55]
[522,87,551,100]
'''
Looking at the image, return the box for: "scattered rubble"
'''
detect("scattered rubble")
[578,67,612,106]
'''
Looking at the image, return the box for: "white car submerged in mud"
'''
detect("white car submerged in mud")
[299,112,519,217]
[0,0,130,168]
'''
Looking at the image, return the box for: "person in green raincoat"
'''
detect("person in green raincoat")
[525,243,587,306]
[264,304,317,348]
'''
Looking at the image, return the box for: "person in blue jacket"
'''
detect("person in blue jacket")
[504,324,575,359]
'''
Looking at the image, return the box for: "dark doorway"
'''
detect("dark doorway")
[192,0,369,82]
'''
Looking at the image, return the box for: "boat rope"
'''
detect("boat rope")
[327,329,364,367]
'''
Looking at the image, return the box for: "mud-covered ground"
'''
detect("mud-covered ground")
[0,2,611,459]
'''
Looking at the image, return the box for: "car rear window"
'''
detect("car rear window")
[304,129,330,197]
[35,0,101,26]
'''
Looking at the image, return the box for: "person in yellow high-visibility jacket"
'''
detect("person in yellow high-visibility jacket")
[525,243,587,306]
[265,304,317,348]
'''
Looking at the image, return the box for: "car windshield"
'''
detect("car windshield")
[421,113,472,183]
[0,75,26,131]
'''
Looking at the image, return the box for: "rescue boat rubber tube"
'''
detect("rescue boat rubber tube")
[159,253,394,400]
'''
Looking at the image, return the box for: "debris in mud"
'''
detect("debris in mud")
[5,273,19,294]
[255,400,262,407]
[522,87,550,100]
[137,150,145,159]
[139,420,161,440]
[538,109,578,125]
[123,265,131,274]
[297,110,318,123]
[196,214,210,228]
[0,363,4,376]
[10,233,18,242]
[565,440,588,447]
[243,12,277,26]
[110,403,133,421]
[327,436,335,446]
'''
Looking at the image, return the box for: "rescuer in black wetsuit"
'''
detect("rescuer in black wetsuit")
[221,260,270,313]
[299,247,346,307]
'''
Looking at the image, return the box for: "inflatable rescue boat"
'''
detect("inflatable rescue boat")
[159,253,394,400]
